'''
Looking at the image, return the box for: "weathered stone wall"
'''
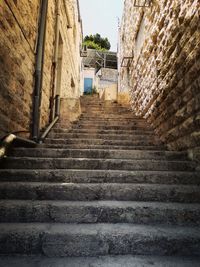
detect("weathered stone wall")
[119,0,200,154]
[96,68,118,89]
[0,0,40,137]
[97,68,118,101]
[99,68,118,83]
[0,0,82,138]
[57,0,83,123]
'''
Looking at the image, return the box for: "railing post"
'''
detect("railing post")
[55,95,60,117]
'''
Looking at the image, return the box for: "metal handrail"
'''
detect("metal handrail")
[0,134,37,160]
[39,94,60,142]
[39,116,59,142]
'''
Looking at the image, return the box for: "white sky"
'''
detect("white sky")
[79,0,124,52]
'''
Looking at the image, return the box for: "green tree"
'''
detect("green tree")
[83,33,111,51]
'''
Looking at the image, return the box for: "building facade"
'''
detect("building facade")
[0,0,82,139]
[119,0,200,159]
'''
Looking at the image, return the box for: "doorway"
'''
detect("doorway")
[84,78,93,94]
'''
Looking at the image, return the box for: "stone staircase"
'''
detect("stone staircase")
[0,94,200,266]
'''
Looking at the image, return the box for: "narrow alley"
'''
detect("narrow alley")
[0,0,200,266]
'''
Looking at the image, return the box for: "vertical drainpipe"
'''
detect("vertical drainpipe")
[32,0,49,141]
[49,0,60,122]
[53,0,60,116]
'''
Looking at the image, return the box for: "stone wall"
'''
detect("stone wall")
[0,0,82,138]
[96,68,118,101]
[119,0,200,154]
[98,68,118,83]
[0,0,40,137]
[96,68,118,89]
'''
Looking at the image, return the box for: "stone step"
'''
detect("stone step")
[0,200,200,226]
[81,105,130,108]
[79,115,143,120]
[0,223,199,257]
[71,124,152,131]
[70,114,135,118]
[52,128,154,135]
[81,108,132,111]
[42,144,167,150]
[81,114,137,119]
[82,109,135,112]
[0,182,199,202]
[74,116,146,121]
[71,122,150,128]
[81,111,133,115]
[2,158,195,171]
[81,113,135,117]
[44,138,162,146]
[81,103,129,106]
[80,103,126,107]
[71,124,151,130]
[0,169,199,184]
[0,255,200,267]
[12,148,188,161]
[74,121,148,126]
[73,120,147,125]
[48,132,155,139]
[81,104,128,108]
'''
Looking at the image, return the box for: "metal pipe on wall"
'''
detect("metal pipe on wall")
[49,0,60,121]
[54,0,60,63]
[32,0,48,141]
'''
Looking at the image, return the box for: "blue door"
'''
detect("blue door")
[84,78,93,93]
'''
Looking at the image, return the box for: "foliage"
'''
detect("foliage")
[84,86,98,95]
[83,33,111,51]
[83,40,103,51]
[92,86,97,94]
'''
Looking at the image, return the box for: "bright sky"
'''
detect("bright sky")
[79,0,124,52]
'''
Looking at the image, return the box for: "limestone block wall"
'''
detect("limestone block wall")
[0,0,40,137]
[97,68,118,101]
[99,68,118,83]
[119,0,200,153]
[0,0,82,138]
[45,0,82,125]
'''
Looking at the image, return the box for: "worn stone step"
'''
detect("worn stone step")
[81,103,126,107]
[73,120,147,126]
[44,138,162,146]
[71,122,151,128]
[81,108,132,112]
[79,112,142,118]
[74,116,146,122]
[52,128,154,135]
[0,200,200,226]
[81,104,129,107]
[0,182,199,202]
[46,133,159,141]
[71,124,152,131]
[81,105,128,109]
[81,115,137,119]
[79,115,143,120]
[11,148,188,161]
[43,144,166,150]
[48,132,155,140]
[0,223,199,257]
[0,169,199,184]
[2,157,195,171]
[80,109,130,112]
[81,111,133,114]
[80,113,135,117]
[73,121,149,127]
[0,255,199,267]
[80,110,131,114]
